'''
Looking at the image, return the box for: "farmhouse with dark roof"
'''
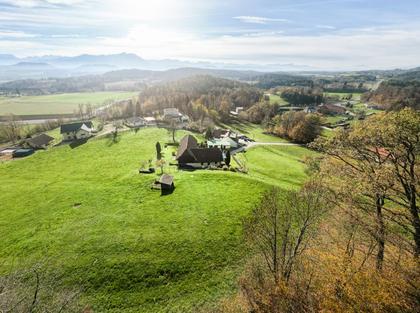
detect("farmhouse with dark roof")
[176,135,223,168]
[60,121,93,141]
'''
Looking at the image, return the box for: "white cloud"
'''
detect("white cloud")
[0,30,38,38]
[88,23,420,70]
[1,0,420,70]
[233,16,289,24]
[316,25,336,30]
[0,0,86,7]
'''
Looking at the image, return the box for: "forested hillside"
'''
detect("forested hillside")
[362,80,420,110]
[138,75,262,121]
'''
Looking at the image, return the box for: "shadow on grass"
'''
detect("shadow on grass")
[69,138,88,149]
[105,133,121,147]
[161,187,175,196]
[216,118,253,135]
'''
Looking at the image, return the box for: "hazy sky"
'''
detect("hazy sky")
[0,0,420,69]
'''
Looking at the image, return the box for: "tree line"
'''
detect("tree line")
[213,108,420,313]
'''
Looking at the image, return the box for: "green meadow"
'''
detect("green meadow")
[0,127,314,312]
[0,91,138,115]
[268,93,289,106]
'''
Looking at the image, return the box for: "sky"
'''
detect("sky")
[0,0,420,70]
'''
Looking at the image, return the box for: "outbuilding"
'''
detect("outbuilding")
[158,174,175,191]
[12,148,34,158]
[24,133,54,149]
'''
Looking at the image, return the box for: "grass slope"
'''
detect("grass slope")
[268,94,289,106]
[222,121,287,143]
[0,127,313,312]
[0,91,138,115]
[245,145,316,187]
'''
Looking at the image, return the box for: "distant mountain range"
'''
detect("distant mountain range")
[0,53,317,82]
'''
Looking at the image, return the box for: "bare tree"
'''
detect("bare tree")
[77,103,85,120]
[0,114,21,143]
[244,181,327,284]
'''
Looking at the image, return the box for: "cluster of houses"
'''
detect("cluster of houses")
[0,120,96,160]
[0,133,55,159]
[277,103,348,116]
[125,108,189,129]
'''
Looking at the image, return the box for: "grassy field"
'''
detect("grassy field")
[0,91,138,115]
[324,92,362,101]
[222,121,287,143]
[267,93,289,106]
[0,127,314,312]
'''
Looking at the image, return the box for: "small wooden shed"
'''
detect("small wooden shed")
[158,174,174,191]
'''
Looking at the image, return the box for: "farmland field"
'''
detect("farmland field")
[0,91,138,116]
[0,127,314,312]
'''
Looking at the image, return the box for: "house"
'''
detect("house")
[187,148,224,168]
[144,116,157,126]
[304,106,316,113]
[60,121,93,141]
[24,133,54,149]
[176,135,223,168]
[163,108,182,121]
[230,106,244,116]
[126,117,146,128]
[211,128,229,139]
[207,137,239,150]
[176,134,198,164]
[317,104,347,115]
[367,104,382,110]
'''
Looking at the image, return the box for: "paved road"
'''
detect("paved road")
[245,141,301,149]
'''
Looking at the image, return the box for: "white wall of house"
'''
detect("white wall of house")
[75,129,92,140]
[184,161,222,168]
[63,132,76,141]
[63,129,92,141]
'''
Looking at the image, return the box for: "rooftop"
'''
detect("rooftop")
[60,121,93,134]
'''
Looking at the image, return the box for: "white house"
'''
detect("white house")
[207,137,239,150]
[60,121,93,141]
[163,108,182,121]
[144,116,157,126]
[126,117,146,128]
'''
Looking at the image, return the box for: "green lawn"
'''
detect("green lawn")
[324,92,362,101]
[0,91,138,115]
[245,145,317,187]
[324,114,349,124]
[268,93,289,106]
[222,121,288,143]
[0,127,313,312]
[351,102,382,115]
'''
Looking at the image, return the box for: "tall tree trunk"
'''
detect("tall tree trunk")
[375,194,385,271]
[408,186,420,259]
